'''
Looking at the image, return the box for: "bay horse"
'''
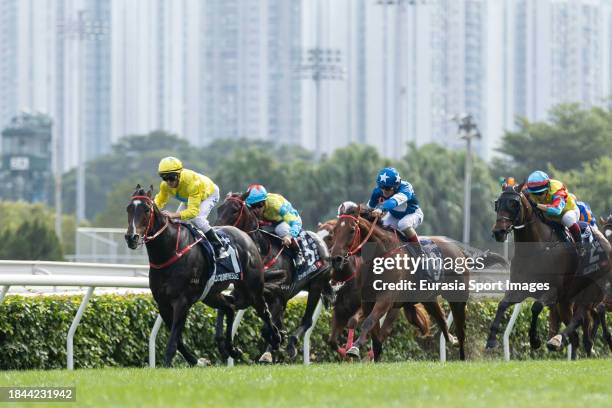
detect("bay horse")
[591,215,612,351]
[124,185,280,366]
[489,185,611,357]
[318,219,432,361]
[329,205,470,360]
[215,192,332,363]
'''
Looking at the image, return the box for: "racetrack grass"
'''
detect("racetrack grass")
[1,360,610,408]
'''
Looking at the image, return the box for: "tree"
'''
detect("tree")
[493,104,612,179]
[552,156,612,220]
[0,220,63,260]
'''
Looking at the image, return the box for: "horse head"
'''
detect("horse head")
[124,184,156,249]
[601,215,612,240]
[216,192,258,232]
[492,182,532,242]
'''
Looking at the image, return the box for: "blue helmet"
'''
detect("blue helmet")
[376,167,401,189]
[526,170,550,194]
[245,184,268,207]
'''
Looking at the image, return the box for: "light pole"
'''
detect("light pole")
[296,0,344,156]
[58,10,109,224]
[451,114,481,244]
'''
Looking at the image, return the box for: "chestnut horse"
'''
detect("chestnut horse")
[330,205,470,360]
[318,219,432,361]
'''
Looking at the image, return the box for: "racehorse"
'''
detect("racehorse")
[215,192,331,363]
[489,185,611,357]
[591,215,612,351]
[124,185,280,366]
[318,219,432,361]
[329,204,470,360]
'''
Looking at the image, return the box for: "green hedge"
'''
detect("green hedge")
[0,294,608,369]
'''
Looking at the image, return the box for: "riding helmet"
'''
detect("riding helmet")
[376,167,401,189]
[158,157,183,175]
[526,170,550,194]
[246,184,268,207]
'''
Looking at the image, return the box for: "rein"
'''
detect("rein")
[130,195,203,270]
[338,214,380,256]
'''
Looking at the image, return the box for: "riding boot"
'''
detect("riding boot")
[403,229,425,259]
[289,238,306,271]
[568,223,585,257]
[205,228,229,260]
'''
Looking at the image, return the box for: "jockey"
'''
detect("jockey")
[571,194,599,231]
[153,156,228,259]
[245,184,306,269]
[525,170,583,254]
[367,167,425,257]
[499,176,516,190]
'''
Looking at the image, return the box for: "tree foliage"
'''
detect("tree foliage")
[493,104,612,180]
[0,220,63,260]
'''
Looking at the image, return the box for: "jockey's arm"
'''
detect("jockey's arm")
[367,188,379,209]
[279,202,302,238]
[540,194,566,216]
[381,191,409,211]
[180,193,202,220]
[153,183,169,209]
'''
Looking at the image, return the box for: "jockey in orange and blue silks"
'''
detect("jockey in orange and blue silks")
[245,184,306,268]
[367,167,425,256]
[525,170,583,253]
[571,194,598,231]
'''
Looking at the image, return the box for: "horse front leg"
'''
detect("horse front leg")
[529,301,544,350]
[346,299,393,359]
[486,292,524,349]
[164,296,191,367]
[547,303,586,355]
[287,287,322,360]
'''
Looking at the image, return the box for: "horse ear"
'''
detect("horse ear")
[147,185,154,198]
[136,183,141,189]
[600,216,607,225]
[240,191,249,201]
[515,181,526,192]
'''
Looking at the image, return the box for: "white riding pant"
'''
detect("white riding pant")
[382,208,424,231]
[561,208,579,228]
[274,222,291,238]
[176,185,219,233]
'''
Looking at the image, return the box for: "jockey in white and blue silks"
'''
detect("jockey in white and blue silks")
[367,167,425,256]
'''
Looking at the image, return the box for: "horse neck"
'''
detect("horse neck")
[145,207,181,264]
[356,218,396,258]
[514,195,558,246]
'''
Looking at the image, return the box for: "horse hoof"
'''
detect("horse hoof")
[197,357,211,367]
[485,339,498,350]
[346,346,360,359]
[286,344,298,360]
[449,334,459,347]
[529,337,542,350]
[546,335,563,351]
[258,351,273,364]
[364,349,375,362]
[229,347,243,360]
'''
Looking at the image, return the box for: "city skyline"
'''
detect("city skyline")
[0,0,611,171]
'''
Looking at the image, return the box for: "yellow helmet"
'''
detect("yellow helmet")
[158,157,183,175]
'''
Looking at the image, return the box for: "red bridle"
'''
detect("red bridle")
[130,195,169,243]
[225,196,260,233]
[129,195,202,269]
[337,214,379,256]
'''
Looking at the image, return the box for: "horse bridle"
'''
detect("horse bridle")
[332,214,380,272]
[224,196,260,233]
[130,195,169,245]
[494,190,533,232]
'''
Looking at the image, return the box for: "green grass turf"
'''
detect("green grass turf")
[0,360,610,408]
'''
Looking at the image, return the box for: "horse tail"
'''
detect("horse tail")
[405,303,431,337]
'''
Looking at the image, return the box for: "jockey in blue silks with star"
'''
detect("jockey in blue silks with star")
[367,167,425,258]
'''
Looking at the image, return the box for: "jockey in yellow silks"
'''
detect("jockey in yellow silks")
[154,156,228,259]
[525,170,583,254]
[245,184,306,269]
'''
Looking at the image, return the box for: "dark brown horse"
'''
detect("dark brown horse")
[591,215,612,351]
[330,205,470,360]
[215,192,331,363]
[490,185,611,357]
[318,219,432,361]
[124,186,280,366]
